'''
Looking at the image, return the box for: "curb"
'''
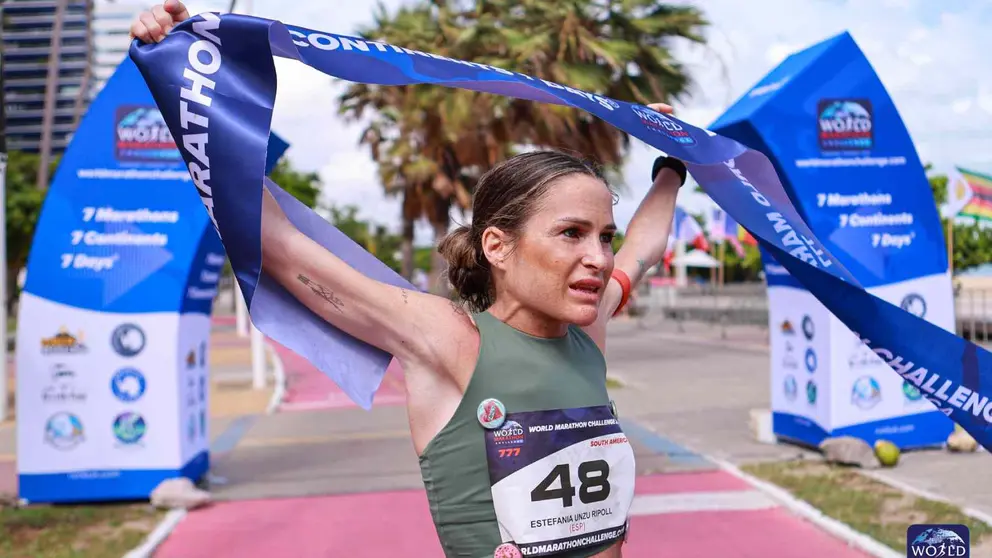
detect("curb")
[264,341,287,415]
[712,458,902,558]
[121,508,187,558]
[860,470,992,527]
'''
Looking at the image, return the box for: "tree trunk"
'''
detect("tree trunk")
[401,219,414,281]
[38,0,69,189]
[429,197,451,297]
[6,266,19,319]
[71,0,95,129]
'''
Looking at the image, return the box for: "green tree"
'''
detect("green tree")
[327,204,404,273]
[718,242,763,283]
[268,157,321,210]
[5,151,57,313]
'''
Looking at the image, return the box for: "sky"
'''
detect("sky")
[175,0,992,246]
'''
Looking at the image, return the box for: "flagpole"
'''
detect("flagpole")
[0,152,7,423]
[709,243,717,285]
[947,218,954,273]
[718,241,726,288]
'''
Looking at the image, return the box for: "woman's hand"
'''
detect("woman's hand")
[646,103,675,115]
[129,0,190,43]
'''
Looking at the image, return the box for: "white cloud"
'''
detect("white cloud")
[185,0,992,243]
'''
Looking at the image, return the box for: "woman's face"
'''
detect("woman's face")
[488,174,617,327]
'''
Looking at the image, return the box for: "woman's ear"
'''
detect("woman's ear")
[481,226,510,270]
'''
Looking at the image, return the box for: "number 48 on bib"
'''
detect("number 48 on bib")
[484,406,635,556]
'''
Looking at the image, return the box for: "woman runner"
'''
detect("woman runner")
[132,3,688,556]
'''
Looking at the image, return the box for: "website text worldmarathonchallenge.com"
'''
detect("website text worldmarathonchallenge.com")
[793,156,907,168]
[519,526,626,556]
[77,168,192,181]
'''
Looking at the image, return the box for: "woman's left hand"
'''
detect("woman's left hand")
[646,103,675,115]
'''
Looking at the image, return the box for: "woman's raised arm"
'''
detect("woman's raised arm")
[258,186,474,369]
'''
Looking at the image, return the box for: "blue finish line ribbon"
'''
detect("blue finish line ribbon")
[129,13,992,449]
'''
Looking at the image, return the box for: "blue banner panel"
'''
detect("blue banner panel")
[711,32,955,449]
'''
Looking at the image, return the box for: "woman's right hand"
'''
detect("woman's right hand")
[129,0,190,43]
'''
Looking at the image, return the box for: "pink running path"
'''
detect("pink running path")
[155,471,871,557]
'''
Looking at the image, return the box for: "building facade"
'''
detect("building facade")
[1,0,233,155]
[90,0,146,96]
[1,0,94,154]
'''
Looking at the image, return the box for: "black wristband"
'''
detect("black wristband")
[651,155,687,186]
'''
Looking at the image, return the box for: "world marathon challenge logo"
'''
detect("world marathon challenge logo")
[907,524,969,557]
[817,99,873,152]
[114,105,181,163]
[630,105,696,145]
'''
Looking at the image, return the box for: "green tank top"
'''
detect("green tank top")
[418,311,626,557]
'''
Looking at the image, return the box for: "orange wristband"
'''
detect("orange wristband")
[610,269,632,318]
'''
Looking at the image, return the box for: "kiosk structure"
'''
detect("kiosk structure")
[16,58,288,503]
[710,32,955,449]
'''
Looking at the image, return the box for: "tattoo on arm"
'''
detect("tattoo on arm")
[401,289,410,304]
[297,274,345,312]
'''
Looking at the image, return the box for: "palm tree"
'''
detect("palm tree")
[339,0,709,292]
[339,4,513,293]
[461,0,708,168]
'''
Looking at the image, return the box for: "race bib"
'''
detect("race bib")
[484,405,635,556]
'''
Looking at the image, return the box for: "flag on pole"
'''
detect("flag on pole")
[706,206,745,257]
[673,206,709,251]
[945,167,992,224]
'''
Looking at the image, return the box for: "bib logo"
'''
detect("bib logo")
[114,105,181,163]
[817,99,873,152]
[631,106,696,145]
[493,420,526,447]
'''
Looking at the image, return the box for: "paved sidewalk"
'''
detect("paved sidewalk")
[275,344,407,412]
[611,317,992,516]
